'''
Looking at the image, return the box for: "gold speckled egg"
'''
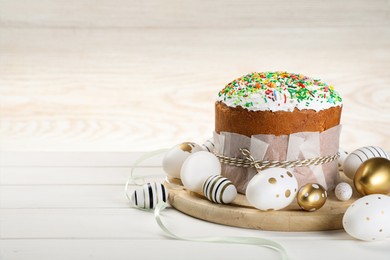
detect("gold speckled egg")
[246,168,298,211]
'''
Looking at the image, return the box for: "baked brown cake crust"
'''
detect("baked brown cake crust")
[215,101,342,136]
[214,72,343,193]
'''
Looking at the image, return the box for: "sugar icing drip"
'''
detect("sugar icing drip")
[217,71,342,112]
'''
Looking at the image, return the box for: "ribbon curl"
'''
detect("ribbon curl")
[125,149,290,260]
[125,148,168,202]
[154,202,288,260]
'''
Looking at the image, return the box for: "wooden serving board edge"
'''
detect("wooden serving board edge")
[165,178,359,232]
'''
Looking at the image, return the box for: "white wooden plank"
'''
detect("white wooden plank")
[1,239,389,260]
[0,239,278,260]
[0,207,350,239]
[0,208,156,239]
[0,185,137,208]
[0,166,164,185]
[1,208,389,260]
[1,0,388,29]
[0,152,164,167]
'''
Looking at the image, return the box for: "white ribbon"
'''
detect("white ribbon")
[125,149,290,260]
[125,148,168,202]
[154,202,288,260]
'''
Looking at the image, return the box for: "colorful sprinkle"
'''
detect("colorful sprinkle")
[217,71,342,112]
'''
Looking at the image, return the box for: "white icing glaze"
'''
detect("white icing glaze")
[217,71,343,112]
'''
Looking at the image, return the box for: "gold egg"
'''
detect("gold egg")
[354,157,390,196]
[297,183,327,211]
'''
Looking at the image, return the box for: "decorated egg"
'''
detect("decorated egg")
[201,138,215,153]
[181,151,221,193]
[131,182,168,209]
[354,157,390,196]
[335,182,353,201]
[246,168,298,211]
[338,147,349,168]
[343,146,389,180]
[202,175,237,204]
[297,183,327,211]
[343,194,390,241]
[162,142,202,179]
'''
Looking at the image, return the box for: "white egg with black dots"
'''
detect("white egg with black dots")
[343,194,390,241]
[181,151,221,193]
[162,142,203,179]
[246,168,298,211]
[202,175,237,204]
[343,146,389,180]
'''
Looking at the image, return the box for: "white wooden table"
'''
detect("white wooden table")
[1,151,389,260]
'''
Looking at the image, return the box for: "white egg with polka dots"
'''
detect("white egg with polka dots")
[335,182,353,201]
[246,168,298,211]
[343,194,390,241]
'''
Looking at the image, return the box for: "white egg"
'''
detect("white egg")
[246,168,298,211]
[338,147,349,167]
[343,146,389,180]
[131,182,168,209]
[343,194,390,241]
[162,142,202,179]
[202,175,237,204]
[181,151,221,193]
[335,182,353,201]
[201,138,215,153]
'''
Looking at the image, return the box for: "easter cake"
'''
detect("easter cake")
[214,71,343,193]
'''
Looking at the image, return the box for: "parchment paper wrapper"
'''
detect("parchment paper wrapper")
[213,125,341,194]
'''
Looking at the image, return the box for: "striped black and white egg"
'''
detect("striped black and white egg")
[201,138,215,153]
[343,146,389,180]
[338,147,349,168]
[162,142,203,179]
[131,182,168,209]
[202,175,237,204]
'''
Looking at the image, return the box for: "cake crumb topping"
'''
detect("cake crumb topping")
[218,71,343,112]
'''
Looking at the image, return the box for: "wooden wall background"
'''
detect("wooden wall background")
[0,0,389,152]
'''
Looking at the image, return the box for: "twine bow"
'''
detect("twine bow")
[215,148,339,172]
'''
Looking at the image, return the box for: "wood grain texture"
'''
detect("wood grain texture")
[0,0,389,153]
[166,178,359,231]
[0,151,165,166]
[3,239,390,260]
[0,240,283,260]
[1,0,389,29]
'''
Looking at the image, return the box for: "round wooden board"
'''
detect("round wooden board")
[165,177,360,232]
